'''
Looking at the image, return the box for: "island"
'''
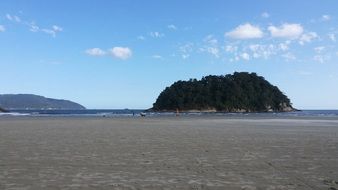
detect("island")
[0,94,86,110]
[152,72,295,112]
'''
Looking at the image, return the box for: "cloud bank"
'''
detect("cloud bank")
[268,23,303,39]
[86,47,132,60]
[225,23,263,39]
[6,13,63,37]
[110,47,132,60]
[85,48,106,56]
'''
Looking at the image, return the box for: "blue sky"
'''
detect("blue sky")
[0,0,338,109]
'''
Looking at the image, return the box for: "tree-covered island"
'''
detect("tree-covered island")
[152,72,295,112]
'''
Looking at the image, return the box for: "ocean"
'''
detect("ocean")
[1,109,338,118]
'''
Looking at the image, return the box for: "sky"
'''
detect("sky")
[0,0,338,109]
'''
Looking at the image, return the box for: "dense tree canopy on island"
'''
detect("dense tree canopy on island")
[152,72,295,112]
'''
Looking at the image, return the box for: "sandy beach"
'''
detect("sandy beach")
[0,116,337,190]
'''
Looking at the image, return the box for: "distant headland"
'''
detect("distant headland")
[152,72,296,113]
[0,106,7,112]
[0,94,86,110]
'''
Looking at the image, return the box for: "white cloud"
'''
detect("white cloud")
[205,47,219,58]
[248,44,261,54]
[278,42,289,51]
[314,55,325,63]
[28,22,39,32]
[268,23,303,39]
[225,23,263,39]
[240,52,250,60]
[322,15,331,21]
[182,54,190,59]
[225,45,238,53]
[179,43,194,59]
[137,35,145,40]
[6,14,62,37]
[37,25,63,37]
[261,12,270,18]
[109,47,132,60]
[0,25,5,32]
[225,42,293,61]
[310,15,332,23]
[282,52,296,61]
[14,15,21,22]
[229,56,241,62]
[224,40,296,62]
[314,46,325,53]
[204,35,218,46]
[299,32,318,45]
[150,32,164,38]
[41,29,56,37]
[201,35,220,58]
[313,46,330,63]
[328,33,336,42]
[85,48,106,56]
[6,14,12,21]
[167,24,177,30]
[6,14,21,22]
[85,47,132,60]
[152,55,163,59]
[52,25,63,32]
[247,44,278,59]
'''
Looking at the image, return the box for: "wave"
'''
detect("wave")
[1,109,338,118]
[0,112,31,116]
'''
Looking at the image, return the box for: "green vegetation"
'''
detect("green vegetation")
[152,72,294,112]
[0,94,86,110]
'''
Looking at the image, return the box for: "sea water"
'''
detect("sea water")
[1,109,338,118]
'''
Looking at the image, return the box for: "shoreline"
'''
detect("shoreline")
[148,107,300,113]
[2,109,338,121]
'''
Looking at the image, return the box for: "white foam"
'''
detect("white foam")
[0,112,30,116]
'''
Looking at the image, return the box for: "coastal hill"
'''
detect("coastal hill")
[152,72,295,112]
[0,94,86,110]
[0,106,6,112]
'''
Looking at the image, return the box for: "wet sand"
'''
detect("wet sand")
[0,116,338,190]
